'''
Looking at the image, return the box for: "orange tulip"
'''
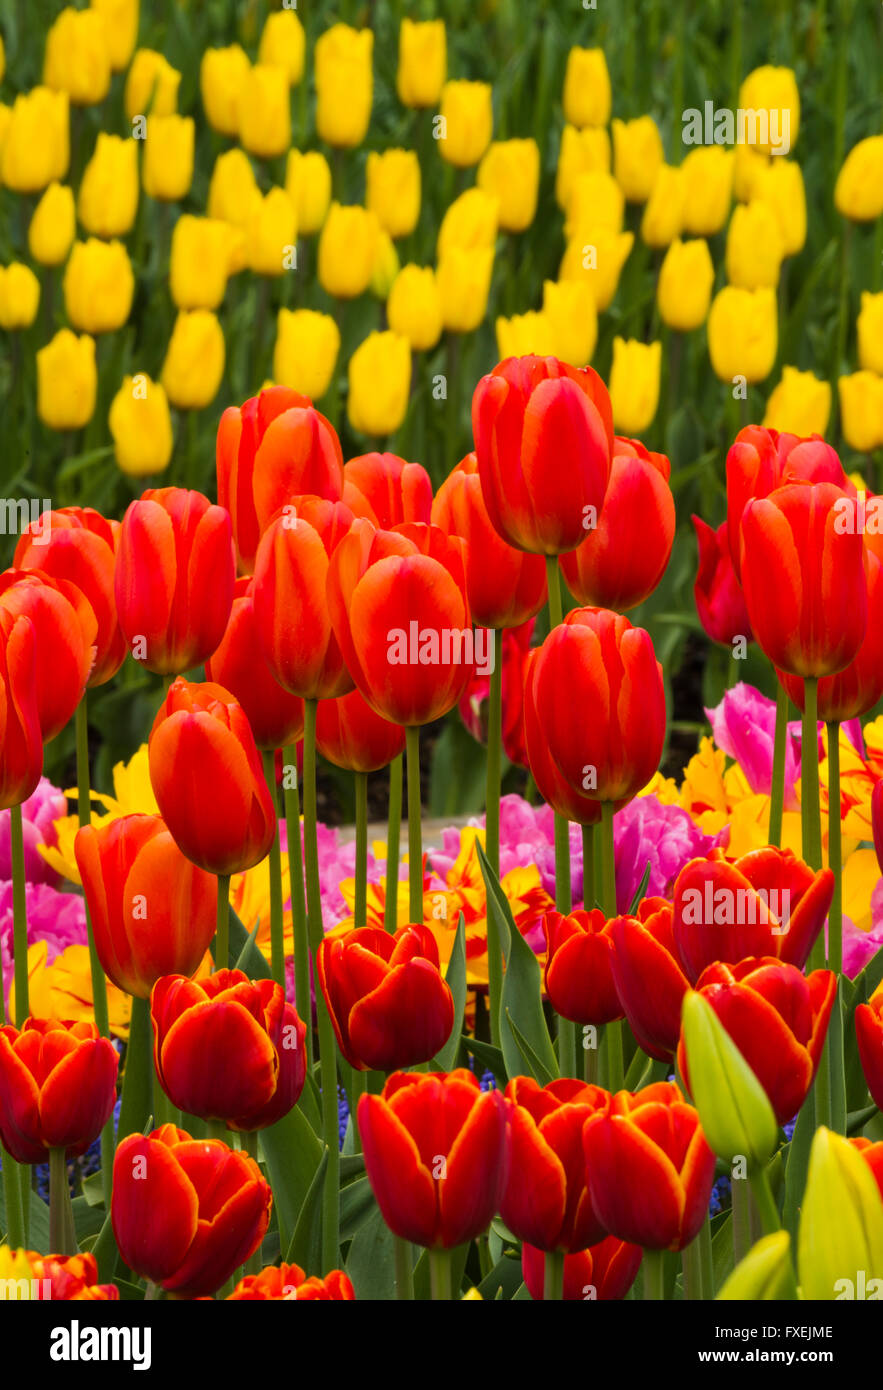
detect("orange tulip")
[316,687,404,772]
[342,452,432,529]
[0,609,43,810]
[206,575,305,750]
[0,570,94,741]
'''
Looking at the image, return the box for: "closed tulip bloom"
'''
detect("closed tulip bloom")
[397,18,445,108]
[679,991,779,1169]
[239,64,291,159]
[125,48,180,120]
[542,279,597,368]
[609,338,661,435]
[0,571,95,741]
[44,6,110,106]
[0,263,40,329]
[161,310,225,411]
[432,451,547,628]
[258,9,305,85]
[562,46,610,128]
[169,216,230,311]
[657,238,714,331]
[437,188,498,258]
[142,114,193,200]
[556,125,611,211]
[318,203,379,299]
[641,164,685,247]
[856,986,883,1111]
[116,486,234,674]
[108,373,173,478]
[77,133,138,238]
[496,311,556,361]
[152,970,306,1129]
[366,149,420,240]
[473,354,613,555]
[316,24,373,148]
[835,136,883,222]
[63,238,133,334]
[0,611,43,809]
[561,440,674,612]
[762,367,831,437]
[565,170,624,239]
[609,900,689,1059]
[583,1082,715,1251]
[523,648,603,827]
[439,80,493,168]
[681,146,733,235]
[839,373,883,453]
[319,925,453,1071]
[858,293,883,376]
[387,264,442,352]
[522,1236,642,1302]
[726,200,785,290]
[1,88,69,191]
[0,1018,118,1164]
[343,451,433,530]
[28,182,75,265]
[733,140,769,201]
[90,0,138,72]
[37,330,97,430]
[149,678,276,874]
[612,116,663,203]
[559,226,634,313]
[358,1070,508,1249]
[692,516,753,646]
[753,158,806,255]
[112,1125,272,1296]
[246,187,296,277]
[789,549,883,722]
[708,286,777,383]
[543,910,622,1025]
[738,65,800,153]
[74,813,216,998]
[316,688,404,773]
[200,44,250,137]
[273,308,339,400]
[797,1128,883,1301]
[208,148,262,230]
[348,331,411,437]
[437,247,494,332]
[206,577,304,751]
[284,149,331,235]
[477,139,540,233]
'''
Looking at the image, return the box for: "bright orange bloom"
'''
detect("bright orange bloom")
[0,570,95,740]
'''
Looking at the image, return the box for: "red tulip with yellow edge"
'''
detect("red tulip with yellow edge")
[227,1263,355,1300]
[206,576,305,751]
[0,1018,118,1163]
[543,909,623,1025]
[342,452,432,529]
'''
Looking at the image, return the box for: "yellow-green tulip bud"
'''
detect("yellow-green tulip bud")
[318,202,379,299]
[555,125,611,211]
[207,148,262,230]
[239,63,291,159]
[63,237,134,333]
[28,182,76,266]
[37,330,97,430]
[437,187,498,257]
[285,150,332,236]
[838,373,883,454]
[707,285,777,384]
[397,18,446,109]
[258,10,305,85]
[640,164,684,248]
[200,45,250,139]
[387,264,442,352]
[612,116,664,203]
[161,310,225,411]
[315,24,373,149]
[835,137,883,222]
[680,991,779,1167]
[273,308,340,400]
[762,366,831,437]
[726,199,785,290]
[0,263,40,329]
[247,187,297,277]
[681,146,734,235]
[366,149,421,240]
[437,246,494,333]
[477,138,540,233]
[542,279,597,367]
[438,80,492,169]
[44,6,110,107]
[142,114,194,201]
[170,216,232,310]
[718,1232,797,1301]
[89,0,139,73]
[562,47,610,128]
[78,133,138,237]
[1,88,69,192]
[108,372,174,477]
[347,330,411,437]
[657,238,715,332]
[125,48,180,121]
[797,1127,883,1300]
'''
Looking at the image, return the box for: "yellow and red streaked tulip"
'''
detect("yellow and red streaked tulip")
[396,18,446,108]
[521,1236,642,1301]
[315,24,373,149]
[206,576,305,751]
[0,571,95,742]
[543,909,623,1026]
[228,1263,355,1300]
[0,610,43,810]
[1,1248,118,1300]
[856,986,883,1112]
[343,452,432,530]
[691,515,753,646]
[0,1018,118,1163]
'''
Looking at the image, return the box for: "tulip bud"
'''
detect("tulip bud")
[347,331,411,437]
[657,238,714,331]
[692,516,753,646]
[542,279,597,367]
[284,149,332,235]
[858,292,883,376]
[640,164,684,247]
[612,116,663,203]
[258,9,305,85]
[835,136,883,222]
[680,991,778,1167]
[565,170,624,238]
[753,158,806,255]
[496,310,556,360]
[437,247,494,332]
[63,238,134,334]
[797,1128,883,1299]
[318,202,379,298]
[555,124,611,211]
[169,216,230,311]
[246,187,297,277]
[562,47,610,128]
[239,63,291,159]
[397,18,445,108]
[273,308,340,399]
[718,1232,798,1300]
[762,367,831,437]
[609,338,661,435]
[43,6,111,107]
[109,373,174,477]
[387,264,442,352]
[707,286,777,383]
[477,138,540,233]
[366,149,420,239]
[438,80,493,168]
[28,181,75,265]
[726,199,785,289]
[838,373,883,454]
[0,263,40,330]
[78,132,138,237]
[90,0,138,73]
[1,88,69,192]
[315,23,373,149]
[559,227,633,313]
[738,65,800,153]
[369,231,399,300]
[125,48,180,121]
[161,310,225,411]
[200,44,250,138]
[37,330,97,430]
[437,187,498,258]
[681,146,734,235]
[143,114,194,201]
[208,148,262,230]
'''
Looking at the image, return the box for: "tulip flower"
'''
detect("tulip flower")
[835,136,883,221]
[521,1236,642,1301]
[28,182,75,265]
[562,47,610,128]
[318,925,453,1071]
[111,1125,272,1297]
[707,285,777,383]
[726,200,785,290]
[437,247,495,332]
[857,293,883,375]
[125,48,180,120]
[542,279,597,368]
[246,187,297,277]
[564,171,626,236]
[366,149,420,240]
[856,986,883,1111]
[718,1231,798,1300]
[681,147,734,235]
[734,140,770,201]
[543,910,622,1025]
[0,610,43,811]
[74,813,216,998]
[369,231,399,299]
[692,516,753,646]
[609,899,690,1060]
[0,88,69,192]
[237,63,290,159]
[641,164,685,247]
[43,6,110,106]
[852,1138,883,1202]
[343,452,433,530]
[608,338,661,435]
[208,148,262,230]
[348,331,412,437]
[0,571,95,742]
[253,14,302,87]
[612,116,663,203]
[318,202,379,299]
[523,649,603,826]
[358,1070,508,1248]
[555,125,611,211]
[439,80,493,167]
[387,265,443,352]
[477,139,540,233]
[797,1128,883,1300]
[228,1263,355,1300]
[874,784,883,878]
[558,225,634,312]
[272,308,339,402]
[738,65,800,152]
[0,264,40,330]
[142,114,194,201]
[91,0,138,72]
[582,1082,716,1251]
[753,159,806,255]
[151,970,306,1129]
[762,366,831,437]
[0,1018,118,1163]
[161,310,225,410]
[36,330,97,431]
[316,687,404,773]
[77,133,138,237]
[839,373,883,453]
[169,215,231,311]
[397,18,446,108]
[315,23,373,148]
[284,149,332,235]
[148,678,276,875]
[206,576,304,752]
[63,239,134,334]
[657,239,715,331]
[0,1248,118,1300]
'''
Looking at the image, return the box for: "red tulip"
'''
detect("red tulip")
[358,1069,509,1248]
[111,1124,272,1297]
[148,678,276,874]
[25,1252,119,1300]
[856,988,883,1112]
[609,898,690,1061]
[151,969,306,1130]
[521,1236,642,1301]
[850,1137,883,1202]
[318,925,453,1070]
[543,909,623,1025]
[227,1262,355,1300]
[0,1018,118,1163]
[431,451,547,628]
[315,687,404,772]
[523,648,602,825]
[691,516,753,647]
[0,570,95,741]
[677,958,836,1125]
[343,452,433,529]
[0,609,43,811]
[473,354,613,555]
[560,439,675,612]
[582,1082,716,1251]
[500,1076,609,1251]
[206,576,304,750]
[74,813,217,999]
[459,618,534,769]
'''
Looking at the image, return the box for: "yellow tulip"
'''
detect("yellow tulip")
[63,238,134,333]
[285,150,332,235]
[208,148,262,230]
[108,373,174,477]
[225,225,248,277]
[609,337,661,434]
[348,330,411,437]
[559,226,634,312]
[657,238,715,331]
[0,33,5,83]
[43,6,110,106]
[78,132,138,237]
[366,149,421,240]
[29,182,76,266]
[437,247,494,333]
[142,114,194,201]
[258,9,305,85]
[681,146,734,235]
[125,48,180,121]
[641,164,685,247]
[496,310,556,361]
[542,279,597,367]
[835,137,883,222]
[200,44,250,138]
[762,366,831,437]
[316,24,373,149]
[562,47,611,128]
[726,200,785,289]
[477,138,540,233]
[273,308,340,399]
[89,0,139,72]
[565,170,624,239]
[734,140,769,201]
[170,216,231,310]
[555,124,611,211]
[437,187,498,257]
[753,158,806,255]
[0,102,10,161]
[37,330,97,430]
[438,80,492,168]
[738,65,800,154]
[247,187,297,277]
[370,231,400,299]
[1,88,69,191]
[161,310,226,411]
[387,264,442,352]
[239,64,291,159]
[839,373,883,453]
[0,263,40,329]
[858,292,883,376]
[612,116,664,203]
[318,202,379,299]
[707,285,777,383]
[397,18,446,108]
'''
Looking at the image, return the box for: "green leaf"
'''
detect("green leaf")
[432,912,467,1071]
[285,1147,328,1275]
[783,1093,816,1240]
[81,1170,106,1209]
[345,1204,397,1300]
[91,1208,118,1284]
[628,861,652,914]
[847,1103,879,1135]
[228,904,272,981]
[340,1176,377,1240]
[477,1251,524,1302]
[260,1104,323,1259]
[72,1195,107,1244]
[233,917,263,972]
[462,1036,508,1087]
[504,1009,556,1086]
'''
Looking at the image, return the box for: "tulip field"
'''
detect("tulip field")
[3,0,883,1356]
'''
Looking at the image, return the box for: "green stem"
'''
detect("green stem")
[584,1029,598,1084]
[600,801,623,1092]
[10,803,28,1025]
[1,1150,25,1251]
[384,753,402,933]
[642,1246,666,1299]
[732,1174,751,1264]
[205,1118,228,1141]
[241,1130,263,1275]
[282,744,310,1065]
[801,678,822,872]
[826,722,842,974]
[215,873,231,971]
[545,557,572,916]
[117,995,153,1141]
[749,1166,781,1236]
[405,726,423,924]
[558,1018,577,1080]
[485,628,504,1046]
[394,1235,414,1299]
[429,1247,454,1300]
[349,1069,367,1153]
[262,752,285,988]
[681,1231,701,1300]
[769,680,789,850]
[49,1148,75,1255]
[698,1211,714,1299]
[582,823,595,910]
[542,1248,565,1300]
[354,771,368,929]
